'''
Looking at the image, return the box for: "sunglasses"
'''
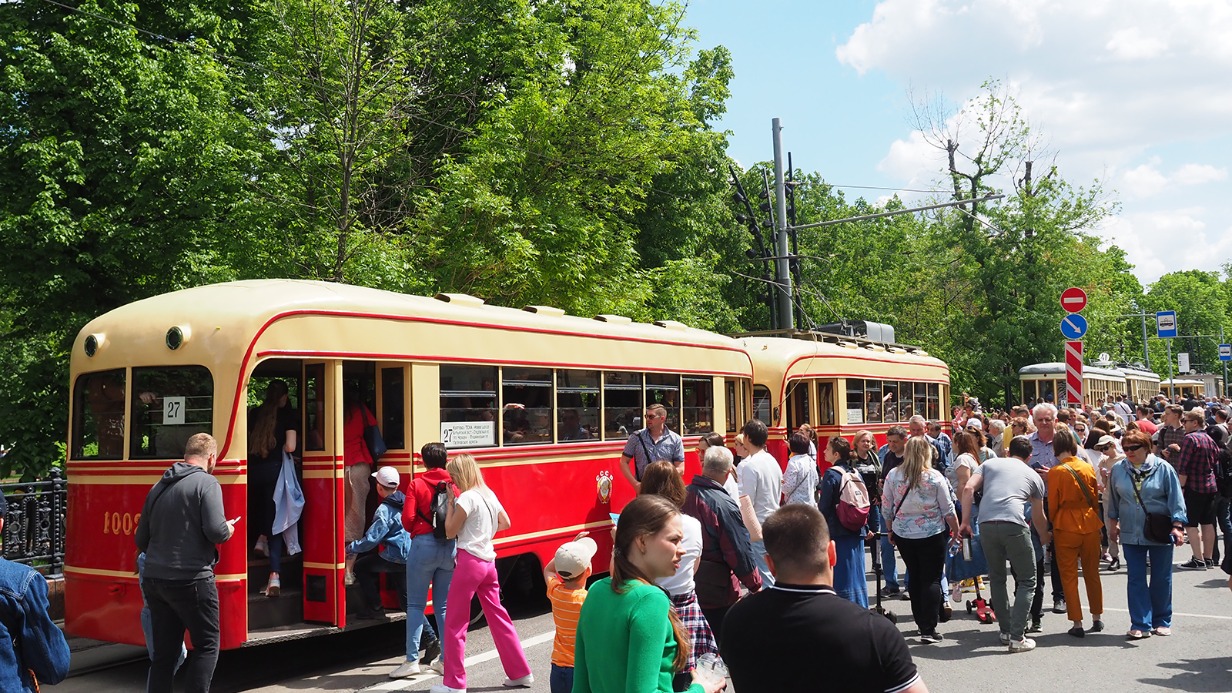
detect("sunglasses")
[1122,445,1145,452]
[1096,445,1111,451]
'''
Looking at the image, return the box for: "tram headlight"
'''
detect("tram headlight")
[166,325,191,350]
[84,333,105,357]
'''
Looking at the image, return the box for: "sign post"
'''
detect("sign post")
[1157,311,1177,397]
[1060,287,1088,406]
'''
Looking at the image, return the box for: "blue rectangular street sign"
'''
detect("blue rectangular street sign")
[1220,344,1231,361]
[1156,311,1178,339]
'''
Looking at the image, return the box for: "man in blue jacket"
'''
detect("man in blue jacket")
[135,433,236,693]
[0,492,70,692]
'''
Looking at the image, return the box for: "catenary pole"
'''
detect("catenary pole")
[772,119,793,332]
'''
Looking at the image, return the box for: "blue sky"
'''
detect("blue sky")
[685,0,1232,285]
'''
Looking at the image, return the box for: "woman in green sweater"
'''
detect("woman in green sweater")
[574,495,726,693]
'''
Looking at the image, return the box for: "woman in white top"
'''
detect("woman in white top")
[947,430,983,521]
[434,454,533,693]
[781,432,819,506]
[639,461,716,689]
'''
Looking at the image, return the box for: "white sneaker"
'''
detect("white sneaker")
[389,661,421,678]
[429,659,446,675]
[254,536,269,557]
[429,686,466,693]
[1009,637,1036,653]
[503,674,535,687]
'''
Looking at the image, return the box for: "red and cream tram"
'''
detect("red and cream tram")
[740,332,952,465]
[63,280,755,648]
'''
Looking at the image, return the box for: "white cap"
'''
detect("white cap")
[966,419,983,431]
[371,466,400,488]
[554,537,598,579]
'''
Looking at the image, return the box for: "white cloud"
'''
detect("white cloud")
[836,0,1232,283]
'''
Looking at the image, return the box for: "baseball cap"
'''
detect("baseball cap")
[371,466,400,488]
[1095,435,1117,449]
[966,419,983,431]
[554,537,598,579]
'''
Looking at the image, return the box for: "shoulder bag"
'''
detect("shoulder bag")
[1059,463,1099,515]
[1128,468,1174,544]
[362,406,387,463]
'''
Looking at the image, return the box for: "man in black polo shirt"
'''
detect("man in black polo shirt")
[720,504,926,693]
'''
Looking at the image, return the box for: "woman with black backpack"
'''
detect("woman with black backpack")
[817,436,869,608]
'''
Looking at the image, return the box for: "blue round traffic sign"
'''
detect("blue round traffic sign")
[1060,313,1088,340]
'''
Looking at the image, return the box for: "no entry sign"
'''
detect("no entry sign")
[1060,287,1088,313]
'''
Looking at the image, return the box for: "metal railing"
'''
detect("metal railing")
[2,470,67,577]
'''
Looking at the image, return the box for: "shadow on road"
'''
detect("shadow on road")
[1138,656,1232,692]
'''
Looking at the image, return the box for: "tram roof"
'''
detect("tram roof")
[1018,362,1127,379]
[740,334,949,371]
[74,279,746,356]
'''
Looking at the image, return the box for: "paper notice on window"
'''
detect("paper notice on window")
[441,421,495,448]
[847,408,864,424]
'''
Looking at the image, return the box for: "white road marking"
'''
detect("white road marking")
[1101,606,1232,621]
[363,629,556,691]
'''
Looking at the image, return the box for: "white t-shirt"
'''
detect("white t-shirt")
[655,513,702,596]
[455,486,504,562]
[723,468,741,499]
[738,449,783,524]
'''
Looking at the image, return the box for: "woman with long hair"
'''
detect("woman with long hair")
[882,436,959,643]
[640,461,718,692]
[817,436,868,608]
[574,495,726,693]
[432,454,533,693]
[247,379,296,597]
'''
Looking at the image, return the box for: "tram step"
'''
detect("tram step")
[247,587,305,630]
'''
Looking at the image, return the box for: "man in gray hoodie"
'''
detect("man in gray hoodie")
[135,433,236,693]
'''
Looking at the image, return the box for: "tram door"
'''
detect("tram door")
[300,361,344,625]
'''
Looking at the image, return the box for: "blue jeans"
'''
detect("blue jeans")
[880,531,899,589]
[750,539,775,586]
[1123,543,1174,632]
[550,663,574,693]
[405,534,456,662]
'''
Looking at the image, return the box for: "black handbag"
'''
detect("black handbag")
[362,407,387,462]
[1129,469,1173,544]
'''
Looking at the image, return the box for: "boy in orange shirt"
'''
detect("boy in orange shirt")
[543,533,596,693]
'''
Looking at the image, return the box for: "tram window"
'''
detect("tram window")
[881,382,899,422]
[726,380,738,433]
[381,368,405,450]
[439,365,497,449]
[865,380,882,424]
[845,379,865,424]
[682,377,714,434]
[557,369,599,442]
[786,380,809,431]
[927,383,940,421]
[897,382,915,422]
[647,373,681,431]
[129,366,214,459]
[914,382,928,419]
[753,385,772,425]
[503,367,552,445]
[816,380,836,426]
[603,372,643,440]
[1040,379,1055,405]
[72,369,127,460]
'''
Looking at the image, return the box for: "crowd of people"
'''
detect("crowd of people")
[117,386,1232,693]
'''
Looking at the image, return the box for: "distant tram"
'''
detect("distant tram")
[64,280,754,648]
[742,332,951,465]
[1017,362,1145,408]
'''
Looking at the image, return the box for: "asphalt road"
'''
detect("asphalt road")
[57,559,1232,692]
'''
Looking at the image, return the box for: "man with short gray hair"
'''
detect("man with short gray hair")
[683,444,762,639]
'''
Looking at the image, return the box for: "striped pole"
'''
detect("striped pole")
[1066,340,1084,406]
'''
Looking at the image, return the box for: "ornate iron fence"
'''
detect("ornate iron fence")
[2,470,67,576]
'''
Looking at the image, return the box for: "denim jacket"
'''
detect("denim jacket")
[1106,455,1187,546]
[0,559,70,692]
[346,491,410,563]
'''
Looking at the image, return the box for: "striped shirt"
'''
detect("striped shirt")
[547,575,588,667]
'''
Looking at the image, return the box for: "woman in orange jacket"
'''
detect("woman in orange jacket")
[1047,423,1104,637]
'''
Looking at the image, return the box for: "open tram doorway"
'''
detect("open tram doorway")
[243,358,309,632]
